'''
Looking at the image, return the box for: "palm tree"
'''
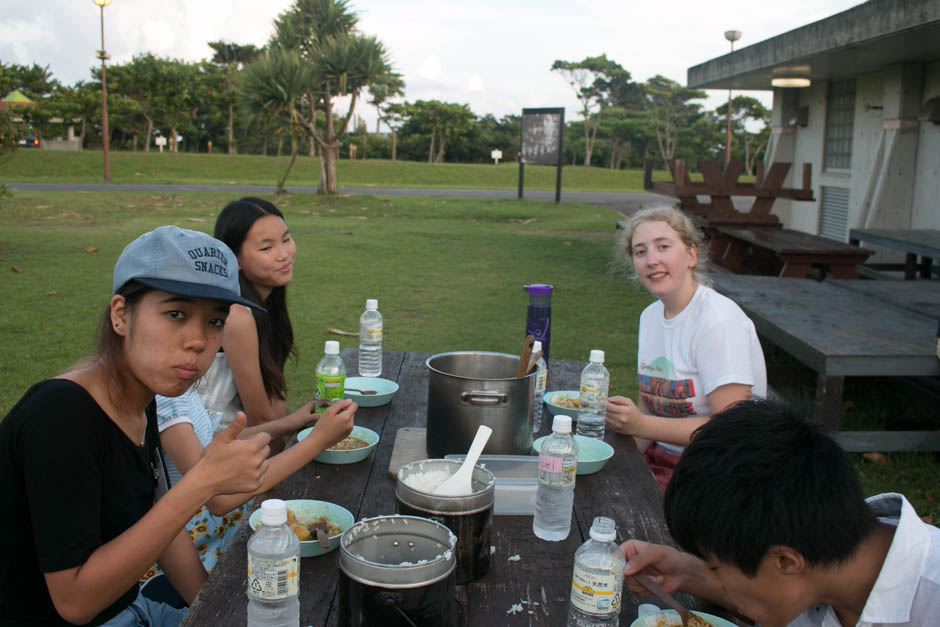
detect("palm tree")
[208,41,258,154]
[254,0,399,193]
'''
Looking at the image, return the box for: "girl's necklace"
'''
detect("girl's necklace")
[104,364,146,446]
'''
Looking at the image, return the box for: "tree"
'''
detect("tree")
[642,75,707,168]
[397,100,476,163]
[208,41,258,154]
[715,96,771,175]
[0,63,60,100]
[0,107,21,167]
[263,0,397,193]
[551,55,631,167]
[366,72,405,159]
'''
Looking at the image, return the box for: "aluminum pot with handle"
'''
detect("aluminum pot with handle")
[425,351,534,457]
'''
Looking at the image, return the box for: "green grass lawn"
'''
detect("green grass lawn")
[3,149,652,191]
[0,189,936,524]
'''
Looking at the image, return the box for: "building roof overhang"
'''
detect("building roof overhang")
[687,0,940,91]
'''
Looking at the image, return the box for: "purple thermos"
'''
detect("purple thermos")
[523,284,553,365]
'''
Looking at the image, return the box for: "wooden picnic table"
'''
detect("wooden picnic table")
[181,349,696,626]
[710,275,940,451]
[715,225,873,279]
[849,228,940,279]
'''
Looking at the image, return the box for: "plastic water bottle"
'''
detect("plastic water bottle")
[533,415,578,541]
[247,499,300,627]
[315,340,346,414]
[359,298,383,377]
[577,350,609,440]
[567,516,626,627]
[532,340,548,433]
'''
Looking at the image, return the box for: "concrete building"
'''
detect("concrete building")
[687,0,940,241]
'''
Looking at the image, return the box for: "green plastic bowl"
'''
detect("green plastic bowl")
[344,377,399,407]
[532,434,614,475]
[630,610,736,627]
[249,499,354,557]
[542,390,581,418]
[298,425,379,465]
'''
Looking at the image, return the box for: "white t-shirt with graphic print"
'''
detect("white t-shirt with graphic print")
[637,284,767,456]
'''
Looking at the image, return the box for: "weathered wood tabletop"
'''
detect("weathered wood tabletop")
[715,226,873,279]
[849,228,940,279]
[826,279,940,318]
[181,350,686,626]
[710,275,940,450]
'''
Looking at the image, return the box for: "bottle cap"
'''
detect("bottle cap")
[366,299,378,310]
[552,415,572,434]
[533,340,542,352]
[589,349,605,363]
[325,340,340,355]
[523,284,554,295]
[259,499,288,526]
[589,516,616,542]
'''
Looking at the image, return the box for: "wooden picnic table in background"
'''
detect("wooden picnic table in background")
[849,228,940,279]
[710,275,940,451]
[182,350,702,626]
[715,226,873,279]
[826,279,940,318]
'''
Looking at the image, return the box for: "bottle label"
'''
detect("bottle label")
[570,565,622,615]
[535,368,547,395]
[247,553,299,600]
[361,326,383,344]
[315,373,345,413]
[537,453,576,486]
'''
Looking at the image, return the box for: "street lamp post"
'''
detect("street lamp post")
[93,0,111,181]
[724,29,741,168]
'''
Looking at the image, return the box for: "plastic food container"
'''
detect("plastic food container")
[445,454,538,516]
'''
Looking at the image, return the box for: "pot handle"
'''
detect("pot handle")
[461,390,508,405]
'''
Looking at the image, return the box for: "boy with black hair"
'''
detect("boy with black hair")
[620,398,940,627]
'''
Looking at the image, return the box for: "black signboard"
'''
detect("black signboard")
[518,107,564,202]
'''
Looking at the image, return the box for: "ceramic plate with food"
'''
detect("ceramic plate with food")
[298,425,379,464]
[249,499,354,557]
[630,609,736,627]
[542,390,582,418]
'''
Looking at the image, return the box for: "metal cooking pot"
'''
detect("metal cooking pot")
[425,351,534,457]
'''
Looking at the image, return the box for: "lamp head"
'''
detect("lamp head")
[724,30,742,43]
[771,77,812,88]
[93,0,111,7]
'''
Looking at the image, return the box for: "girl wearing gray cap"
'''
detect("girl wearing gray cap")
[0,226,280,626]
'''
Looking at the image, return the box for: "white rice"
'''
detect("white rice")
[402,469,453,493]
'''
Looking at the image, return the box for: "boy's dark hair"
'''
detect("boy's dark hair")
[663,398,877,576]
[214,197,296,401]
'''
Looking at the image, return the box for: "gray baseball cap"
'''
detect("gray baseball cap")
[113,225,265,312]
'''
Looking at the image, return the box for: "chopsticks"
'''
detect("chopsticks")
[516,335,535,377]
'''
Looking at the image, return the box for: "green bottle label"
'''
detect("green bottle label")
[315,374,345,413]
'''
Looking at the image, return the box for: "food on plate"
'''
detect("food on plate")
[327,435,369,451]
[554,395,580,409]
[286,507,342,545]
[650,614,713,627]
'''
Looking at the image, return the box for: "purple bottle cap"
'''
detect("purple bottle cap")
[523,284,554,295]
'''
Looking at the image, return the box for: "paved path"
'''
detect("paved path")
[3,182,675,217]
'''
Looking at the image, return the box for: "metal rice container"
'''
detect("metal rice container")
[396,459,495,584]
[338,515,457,627]
[425,351,535,457]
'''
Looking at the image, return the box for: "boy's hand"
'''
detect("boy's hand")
[621,540,689,595]
[200,412,271,494]
[310,399,357,448]
[606,396,645,435]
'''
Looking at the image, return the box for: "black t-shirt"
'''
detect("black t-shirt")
[0,379,160,626]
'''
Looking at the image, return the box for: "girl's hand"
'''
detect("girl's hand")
[200,412,271,495]
[606,396,645,435]
[310,399,357,448]
[282,400,320,432]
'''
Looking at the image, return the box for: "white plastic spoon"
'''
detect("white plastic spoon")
[433,425,493,496]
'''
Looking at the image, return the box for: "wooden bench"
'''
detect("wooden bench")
[850,228,940,280]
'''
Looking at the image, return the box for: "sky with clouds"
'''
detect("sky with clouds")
[1,0,863,130]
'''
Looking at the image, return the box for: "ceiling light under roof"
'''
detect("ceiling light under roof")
[772,77,812,88]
